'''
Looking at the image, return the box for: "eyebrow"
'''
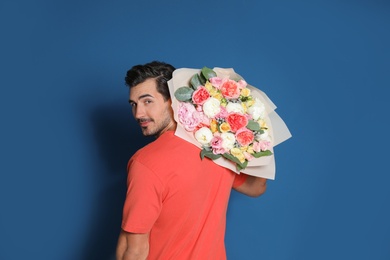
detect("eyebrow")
[129,94,154,103]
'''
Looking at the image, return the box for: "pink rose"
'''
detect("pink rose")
[237,79,247,89]
[209,77,223,88]
[220,79,241,99]
[226,113,248,132]
[178,102,201,132]
[196,110,210,125]
[215,106,228,119]
[211,135,226,154]
[192,86,210,105]
[235,128,254,146]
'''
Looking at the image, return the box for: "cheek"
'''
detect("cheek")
[159,102,173,118]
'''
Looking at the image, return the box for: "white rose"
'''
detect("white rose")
[221,132,236,150]
[226,102,244,114]
[195,127,213,146]
[247,98,266,121]
[203,97,221,118]
[256,129,271,142]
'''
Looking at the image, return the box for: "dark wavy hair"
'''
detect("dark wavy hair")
[125,61,175,101]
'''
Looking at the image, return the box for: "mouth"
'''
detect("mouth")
[138,118,153,128]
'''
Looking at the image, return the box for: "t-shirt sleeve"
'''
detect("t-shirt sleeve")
[232,173,248,188]
[121,159,164,233]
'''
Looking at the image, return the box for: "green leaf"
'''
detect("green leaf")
[199,72,207,85]
[247,120,260,131]
[222,153,248,170]
[240,95,251,102]
[190,74,202,89]
[253,150,273,158]
[236,162,247,171]
[201,67,217,80]
[174,87,194,101]
[200,149,222,160]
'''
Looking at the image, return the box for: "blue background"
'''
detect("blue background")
[1,0,389,259]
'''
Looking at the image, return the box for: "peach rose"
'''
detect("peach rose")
[192,86,210,105]
[220,79,241,99]
[235,128,254,147]
[226,113,248,132]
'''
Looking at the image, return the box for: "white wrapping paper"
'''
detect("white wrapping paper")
[168,67,291,180]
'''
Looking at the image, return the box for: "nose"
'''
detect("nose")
[133,104,145,119]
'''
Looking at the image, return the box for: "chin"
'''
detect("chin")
[141,128,156,137]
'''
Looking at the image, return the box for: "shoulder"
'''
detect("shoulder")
[136,131,196,156]
[129,131,196,170]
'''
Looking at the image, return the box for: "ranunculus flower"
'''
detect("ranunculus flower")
[259,119,268,128]
[195,127,213,146]
[178,102,201,131]
[226,102,245,114]
[220,132,236,150]
[210,119,218,133]
[246,145,254,154]
[203,97,221,118]
[192,86,210,105]
[204,81,213,91]
[235,128,255,147]
[230,148,246,163]
[240,87,251,97]
[247,98,266,121]
[211,135,225,154]
[211,92,223,101]
[219,122,231,133]
[226,113,248,132]
[220,79,241,99]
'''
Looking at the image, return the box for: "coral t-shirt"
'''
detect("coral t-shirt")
[122,131,246,260]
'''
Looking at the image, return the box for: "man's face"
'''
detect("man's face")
[129,78,176,137]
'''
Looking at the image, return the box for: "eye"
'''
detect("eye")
[144,99,152,104]
[129,102,136,108]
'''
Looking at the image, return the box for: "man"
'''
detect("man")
[116,61,267,260]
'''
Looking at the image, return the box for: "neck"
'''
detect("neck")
[155,122,177,138]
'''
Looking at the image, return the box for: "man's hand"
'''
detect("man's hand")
[233,175,267,197]
[116,230,149,260]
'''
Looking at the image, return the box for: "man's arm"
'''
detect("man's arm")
[233,175,267,197]
[116,230,149,260]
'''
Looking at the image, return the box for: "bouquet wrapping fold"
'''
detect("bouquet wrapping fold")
[168,67,291,180]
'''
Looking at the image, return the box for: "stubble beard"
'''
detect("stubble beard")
[140,111,173,137]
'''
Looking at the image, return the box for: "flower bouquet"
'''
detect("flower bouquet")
[168,67,291,179]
